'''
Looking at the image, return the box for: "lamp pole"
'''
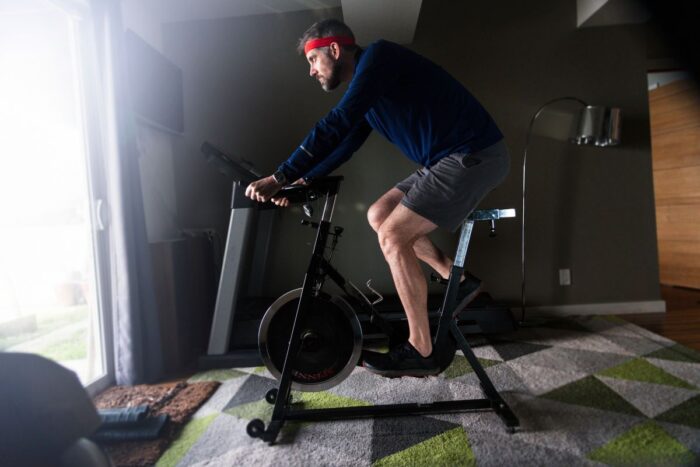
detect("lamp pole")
[521,97,588,323]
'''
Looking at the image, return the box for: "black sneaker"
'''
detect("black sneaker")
[453,272,482,318]
[362,342,440,377]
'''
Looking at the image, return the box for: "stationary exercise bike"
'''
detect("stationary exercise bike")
[258,181,436,392]
[249,176,519,443]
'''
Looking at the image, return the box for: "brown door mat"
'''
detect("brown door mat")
[92,380,220,467]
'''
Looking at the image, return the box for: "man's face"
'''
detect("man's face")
[305,47,341,92]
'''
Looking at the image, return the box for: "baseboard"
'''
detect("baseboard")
[527,300,666,316]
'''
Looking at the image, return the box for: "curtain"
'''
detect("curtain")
[90,0,164,385]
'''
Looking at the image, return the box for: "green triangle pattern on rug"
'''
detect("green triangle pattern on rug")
[156,413,219,467]
[443,357,500,379]
[293,391,371,410]
[225,390,369,421]
[646,344,700,363]
[654,395,700,429]
[598,358,696,389]
[372,427,475,467]
[188,368,247,382]
[225,398,273,421]
[371,416,461,462]
[541,375,642,416]
[587,420,696,466]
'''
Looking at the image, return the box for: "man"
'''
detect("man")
[245,19,510,377]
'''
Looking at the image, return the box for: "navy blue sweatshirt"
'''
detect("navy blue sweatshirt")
[278,40,503,181]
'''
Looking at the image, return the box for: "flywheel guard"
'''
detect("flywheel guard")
[259,288,362,392]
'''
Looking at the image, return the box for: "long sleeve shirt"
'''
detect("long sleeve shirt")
[278,40,503,181]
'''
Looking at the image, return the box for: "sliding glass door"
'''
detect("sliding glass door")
[0,0,113,393]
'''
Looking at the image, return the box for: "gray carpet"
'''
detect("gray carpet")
[156,316,700,466]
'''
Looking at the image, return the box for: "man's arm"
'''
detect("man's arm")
[260,119,372,207]
[277,42,396,182]
[245,118,372,204]
[303,118,372,181]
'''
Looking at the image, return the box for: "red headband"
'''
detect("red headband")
[304,36,355,54]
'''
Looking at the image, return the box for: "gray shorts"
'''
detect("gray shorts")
[396,139,510,232]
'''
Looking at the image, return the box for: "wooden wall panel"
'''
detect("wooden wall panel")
[650,79,700,289]
[653,165,700,205]
[651,128,700,171]
[650,80,700,135]
[657,241,700,288]
[656,205,700,243]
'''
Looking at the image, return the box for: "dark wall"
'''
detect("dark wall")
[163,0,660,306]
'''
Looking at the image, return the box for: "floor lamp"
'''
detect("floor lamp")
[521,97,622,322]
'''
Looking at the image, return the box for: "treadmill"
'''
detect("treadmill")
[198,142,277,369]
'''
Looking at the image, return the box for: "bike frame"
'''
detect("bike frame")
[249,176,519,444]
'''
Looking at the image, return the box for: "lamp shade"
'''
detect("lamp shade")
[572,105,622,147]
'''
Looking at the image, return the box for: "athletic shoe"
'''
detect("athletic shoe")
[362,341,440,377]
[453,272,483,317]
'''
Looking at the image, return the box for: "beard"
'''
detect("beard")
[319,59,342,92]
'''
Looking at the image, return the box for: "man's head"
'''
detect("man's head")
[297,19,358,92]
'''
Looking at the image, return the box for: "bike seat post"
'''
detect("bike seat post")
[454,218,475,269]
[433,217,474,346]
[434,208,516,347]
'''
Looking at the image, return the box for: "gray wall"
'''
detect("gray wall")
[162,0,660,306]
[120,1,183,242]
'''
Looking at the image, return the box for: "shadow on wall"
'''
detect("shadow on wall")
[161,1,659,307]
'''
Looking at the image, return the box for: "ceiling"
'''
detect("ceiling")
[122,0,423,45]
[342,0,422,45]
[577,0,650,27]
[4,0,649,47]
[149,0,341,23]
[126,0,649,47]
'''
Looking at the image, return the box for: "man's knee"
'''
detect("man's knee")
[367,189,403,232]
[367,202,387,232]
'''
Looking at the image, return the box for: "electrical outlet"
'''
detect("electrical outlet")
[559,268,572,286]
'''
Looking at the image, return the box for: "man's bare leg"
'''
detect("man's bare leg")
[368,188,453,280]
[376,203,439,358]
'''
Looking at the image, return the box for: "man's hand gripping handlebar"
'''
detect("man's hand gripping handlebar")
[245,176,307,207]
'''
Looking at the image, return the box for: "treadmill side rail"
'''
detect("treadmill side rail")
[207,202,252,355]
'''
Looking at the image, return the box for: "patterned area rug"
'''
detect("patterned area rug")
[156,316,700,466]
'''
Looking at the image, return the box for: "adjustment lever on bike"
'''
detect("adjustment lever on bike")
[489,220,497,238]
